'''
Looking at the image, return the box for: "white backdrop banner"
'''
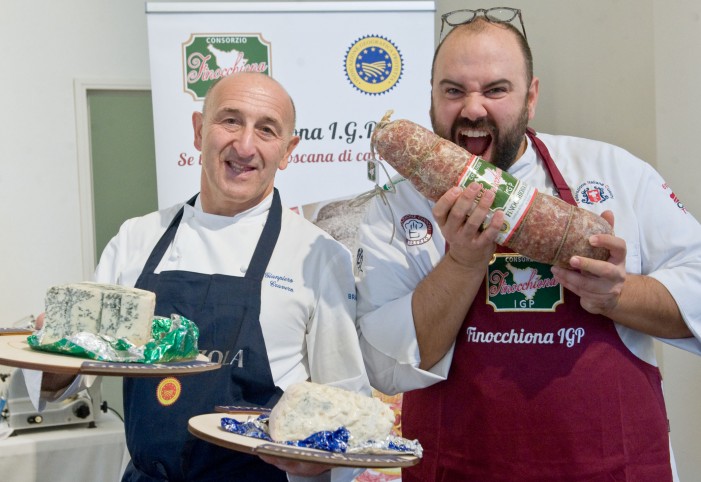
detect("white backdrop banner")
[146,1,435,212]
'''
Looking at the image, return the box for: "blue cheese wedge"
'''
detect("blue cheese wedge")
[41,282,156,346]
[269,381,394,444]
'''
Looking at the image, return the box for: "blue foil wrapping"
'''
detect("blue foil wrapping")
[221,414,272,442]
[219,414,422,456]
[292,427,350,453]
[220,414,350,453]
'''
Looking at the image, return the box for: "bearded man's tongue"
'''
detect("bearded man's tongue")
[464,136,490,156]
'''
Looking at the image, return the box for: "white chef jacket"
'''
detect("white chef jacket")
[36,192,370,482]
[356,132,701,396]
[96,193,369,396]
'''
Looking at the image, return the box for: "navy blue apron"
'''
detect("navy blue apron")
[122,190,286,482]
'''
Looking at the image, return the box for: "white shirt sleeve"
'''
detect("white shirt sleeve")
[356,187,453,395]
[285,226,372,482]
[305,246,371,395]
[632,163,701,354]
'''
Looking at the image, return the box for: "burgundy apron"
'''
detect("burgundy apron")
[402,131,671,482]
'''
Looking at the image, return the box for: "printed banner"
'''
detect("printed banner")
[145,5,433,480]
[146,1,435,213]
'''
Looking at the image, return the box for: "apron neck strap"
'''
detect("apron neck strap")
[245,188,282,280]
[138,193,198,276]
[137,190,282,282]
[526,128,577,206]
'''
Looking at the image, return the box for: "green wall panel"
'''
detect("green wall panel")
[88,90,157,264]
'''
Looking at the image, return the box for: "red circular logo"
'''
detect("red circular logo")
[157,377,182,406]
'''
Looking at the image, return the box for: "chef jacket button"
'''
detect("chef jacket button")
[240,265,247,273]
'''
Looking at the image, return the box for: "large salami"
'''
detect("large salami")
[371,111,613,267]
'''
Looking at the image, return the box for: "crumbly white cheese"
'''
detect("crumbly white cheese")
[268,381,395,444]
[41,282,156,346]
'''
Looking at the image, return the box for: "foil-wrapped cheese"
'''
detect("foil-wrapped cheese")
[41,282,155,346]
[269,381,394,444]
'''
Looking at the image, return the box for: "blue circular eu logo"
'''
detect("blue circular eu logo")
[344,35,403,95]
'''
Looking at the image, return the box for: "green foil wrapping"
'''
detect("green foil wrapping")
[27,314,199,363]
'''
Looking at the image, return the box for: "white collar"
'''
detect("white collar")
[183,192,273,228]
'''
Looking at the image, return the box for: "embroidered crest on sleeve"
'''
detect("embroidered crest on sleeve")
[401,215,433,246]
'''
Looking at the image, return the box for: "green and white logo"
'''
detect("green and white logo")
[486,254,563,312]
[183,34,271,100]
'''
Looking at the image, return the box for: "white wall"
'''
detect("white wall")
[652,1,701,479]
[1,0,699,479]
[0,0,150,320]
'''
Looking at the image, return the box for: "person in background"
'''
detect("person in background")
[356,8,701,482]
[34,72,369,482]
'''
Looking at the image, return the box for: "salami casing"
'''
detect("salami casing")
[371,111,612,267]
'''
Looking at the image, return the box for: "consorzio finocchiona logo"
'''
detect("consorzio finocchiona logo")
[344,35,403,95]
[182,34,272,100]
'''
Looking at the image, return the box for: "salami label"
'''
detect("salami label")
[457,156,537,244]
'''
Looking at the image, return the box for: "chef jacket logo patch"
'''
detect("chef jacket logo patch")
[662,183,688,213]
[487,254,563,311]
[157,377,182,407]
[344,35,403,95]
[183,34,271,100]
[401,214,432,246]
[574,181,613,205]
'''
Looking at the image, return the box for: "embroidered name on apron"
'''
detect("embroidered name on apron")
[469,253,585,348]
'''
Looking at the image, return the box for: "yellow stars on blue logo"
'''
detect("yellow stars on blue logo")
[345,35,403,95]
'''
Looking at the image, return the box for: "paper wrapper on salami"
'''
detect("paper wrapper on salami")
[371,111,613,267]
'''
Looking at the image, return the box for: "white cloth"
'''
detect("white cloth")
[356,133,701,395]
[0,411,127,482]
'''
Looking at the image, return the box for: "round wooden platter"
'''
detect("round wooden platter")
[188,412,420,469]
[0,334,220,377]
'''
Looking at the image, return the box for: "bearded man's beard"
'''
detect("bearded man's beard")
[430,101,530,172]
[489,105,529,171]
